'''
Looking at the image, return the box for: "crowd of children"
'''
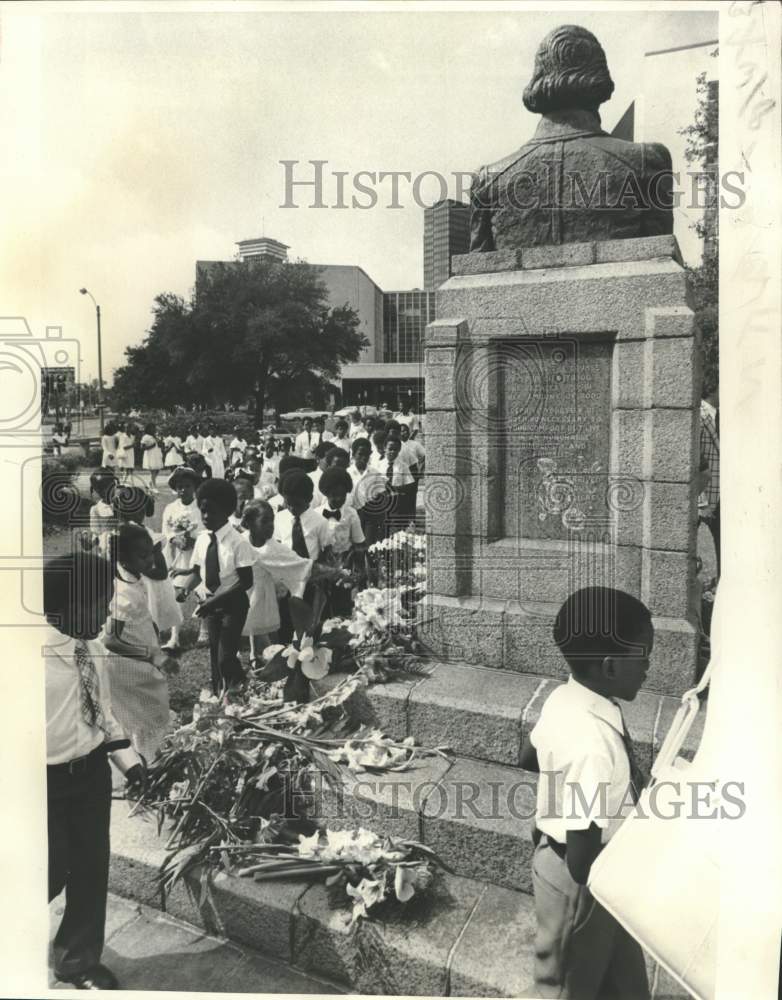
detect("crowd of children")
[46,406,672,998]
[44,405,433,989]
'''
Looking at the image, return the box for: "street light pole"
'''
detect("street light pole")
[79,287,104,433]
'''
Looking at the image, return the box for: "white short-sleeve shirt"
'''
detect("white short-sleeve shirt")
[374,455,414,488]
[274,507,330,561]
[315,501,365,553]
[191,521,256,594]
[401,438,425,467]
[530,677,634,845]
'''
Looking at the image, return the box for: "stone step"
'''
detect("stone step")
[310,750,538,893]
[343,661,706,775]
[108,808,686,998]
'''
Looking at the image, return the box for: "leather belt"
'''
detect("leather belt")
[47,743,106,776]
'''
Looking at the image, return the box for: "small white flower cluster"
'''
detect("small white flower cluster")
[262,636,333,680]
[325,729,416,771]
[296,828,425,923]
[368,529,426,555]
[297,827,404,866]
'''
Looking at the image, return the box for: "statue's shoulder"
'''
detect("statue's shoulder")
[471,145,531,190]
[590,133,673,172]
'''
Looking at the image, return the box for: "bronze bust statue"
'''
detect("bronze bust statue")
[470,25,674,251]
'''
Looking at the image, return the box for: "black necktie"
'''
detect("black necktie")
[386,461,394,486]
[204,531,220,593]
[291,515,309,558]
[614,703,647,804]
[323,508,341,521]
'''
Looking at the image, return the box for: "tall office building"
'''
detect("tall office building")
[423,199,471,289]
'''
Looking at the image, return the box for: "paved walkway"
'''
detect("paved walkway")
[49,893,343,993]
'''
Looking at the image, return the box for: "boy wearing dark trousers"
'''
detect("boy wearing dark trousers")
[175,479,254,694]
[45,553,146,990]
[520,586,653,1000]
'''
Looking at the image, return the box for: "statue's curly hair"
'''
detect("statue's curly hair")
[523,25,614,114]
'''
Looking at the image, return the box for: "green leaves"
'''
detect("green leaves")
[112,258,368,417]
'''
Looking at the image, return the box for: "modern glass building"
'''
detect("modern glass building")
[382,290,436,364]
[423,198,471,289]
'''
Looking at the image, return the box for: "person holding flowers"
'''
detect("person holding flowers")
[161,466,205,651]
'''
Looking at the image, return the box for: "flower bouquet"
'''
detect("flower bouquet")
[128,672,450,924]
[168,511,199,550]
[220,827,450,925]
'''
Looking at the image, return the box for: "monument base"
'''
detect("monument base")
[423,235,701,698]
[419,594,699,698]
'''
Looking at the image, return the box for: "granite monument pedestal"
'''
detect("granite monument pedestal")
[422,234,700,697]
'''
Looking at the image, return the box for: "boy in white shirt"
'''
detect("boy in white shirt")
[274,468,331,562]
[273,468,331,642]
[331,419,352,453]
[314,415,334,443]
[308,442,331,509]
[520,586,653,1000]
[394,400,419,437]
[374,435,415,531]
[294,417,318,459]
[316,466,366,615]
[348,410,367,440]
[45,553,145,990]
[175,479,255,693]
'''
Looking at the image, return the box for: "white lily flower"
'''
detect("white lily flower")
[297,831,322,858]
[262,643,286,662]
[394,865,417,903]
[346,877,386,923]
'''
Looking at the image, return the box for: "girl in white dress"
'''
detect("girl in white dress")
[114,422,135,481]
[203,424,226,479]
[86,468,118,557]
[140,422,164,492]
[100,421,117,468]
[159,466,206,650]
[101,522,179,763]
[184,424,203,455]
[111,484,183,645]
[229,427,248,468]
[163,429,185,469]
[240,500,312,664]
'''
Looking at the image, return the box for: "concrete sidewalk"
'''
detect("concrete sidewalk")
[49,893,344,994]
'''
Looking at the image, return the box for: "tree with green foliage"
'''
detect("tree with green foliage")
[680,65,718,399]
[111,261,367,424]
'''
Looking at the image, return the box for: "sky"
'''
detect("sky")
[2,3,718,384]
